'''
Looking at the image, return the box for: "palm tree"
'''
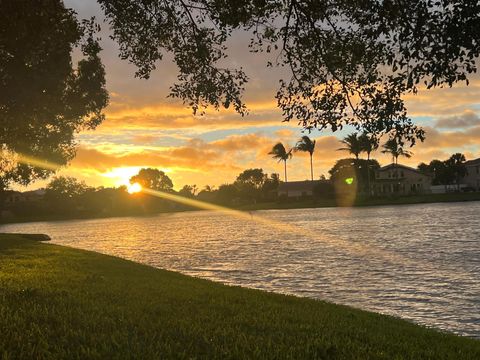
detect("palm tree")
[381,138,413,165]
[338,133,363,159]
[445,153,467,191]
[295,135,316,181]
[269,143,292,182]
[359,133,379,195]
[203,185,215,192]
[359,133,379,162]
[381,138,413,194]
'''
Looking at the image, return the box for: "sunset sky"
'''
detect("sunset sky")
[36,0,480,191]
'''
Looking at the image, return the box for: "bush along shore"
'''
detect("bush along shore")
[2,192,480,225]
[0,234,479,359]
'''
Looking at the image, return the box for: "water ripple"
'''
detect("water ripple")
[1,201,479,338]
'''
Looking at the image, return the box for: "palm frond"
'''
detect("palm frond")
[295,135,315,155]
[269,142,292,161]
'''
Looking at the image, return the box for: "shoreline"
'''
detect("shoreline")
[0,233,479,358]
[1,192,479,225]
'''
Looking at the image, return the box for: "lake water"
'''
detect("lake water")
[1,202,479,338]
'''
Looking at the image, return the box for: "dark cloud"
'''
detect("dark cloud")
[434,110,480,129]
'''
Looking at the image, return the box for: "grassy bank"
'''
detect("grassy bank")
[0,234,478,359]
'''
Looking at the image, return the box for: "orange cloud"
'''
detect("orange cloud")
[404,80,480,117]
[42,126,479,191]
[98,99,282,132]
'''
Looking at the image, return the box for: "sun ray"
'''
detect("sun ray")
[16,153,62,171]
[13,152,447,272]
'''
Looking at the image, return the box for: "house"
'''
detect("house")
[374,164,432,196]
[3,189,46,206]
[463,158,480,191]
[277,180,322,198]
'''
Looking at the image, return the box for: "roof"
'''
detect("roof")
[278,180,325,192]
[465,158,480,166]
[4,189,46,197]
[24,189,46,196]
[377,163,428,175]
[3,190,20,195]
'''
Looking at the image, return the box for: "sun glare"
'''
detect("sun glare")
[127,182,142,194]
[102,167,143,187]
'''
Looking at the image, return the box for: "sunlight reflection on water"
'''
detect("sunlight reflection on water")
[1,201,479,338]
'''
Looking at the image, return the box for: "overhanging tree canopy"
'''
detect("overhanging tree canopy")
[0,0,108,188]
[99,0,480,144]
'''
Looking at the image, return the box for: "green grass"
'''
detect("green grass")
[0,234,479,359]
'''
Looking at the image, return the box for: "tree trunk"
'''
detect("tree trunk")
[284,160,288,197]
[310,154,313,181]
[367,152,371,196]
[393,156,398,195]
[0,193,3,221]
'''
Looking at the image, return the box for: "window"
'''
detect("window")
[476,166,479,175]
[400,171,404,178]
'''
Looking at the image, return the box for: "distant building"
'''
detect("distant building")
[277,180,323,198]
[463,158,480,191]
[374,164,432,196]
[4,189,46,206]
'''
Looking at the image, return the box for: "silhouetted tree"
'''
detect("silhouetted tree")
[295,136,316,181]
[381,139,413,165]
[197,185,216,202]
[178,185,197,198]
[45,176,90,213]
[418,159,452,188]
[0,0,108,190]
[445,153,467,190]
[99,1,480,144]
[235,168,267,190]
[46,176,89,199]
[234,168,268,203]
[338,133,363,160]
[130,168,173,192]
[419,156,467,191]
[359,133,379,195]
[216,184,239,206]
[329,158,380,195]
[261,173,280,198]
[359,134,379,161]
[269,143,292,182]
[417,162,431,176]
[203,185,215,192]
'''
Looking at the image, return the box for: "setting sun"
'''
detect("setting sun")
[127,182,142,194]
[102,166,143,188]
[2,1,480,358]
